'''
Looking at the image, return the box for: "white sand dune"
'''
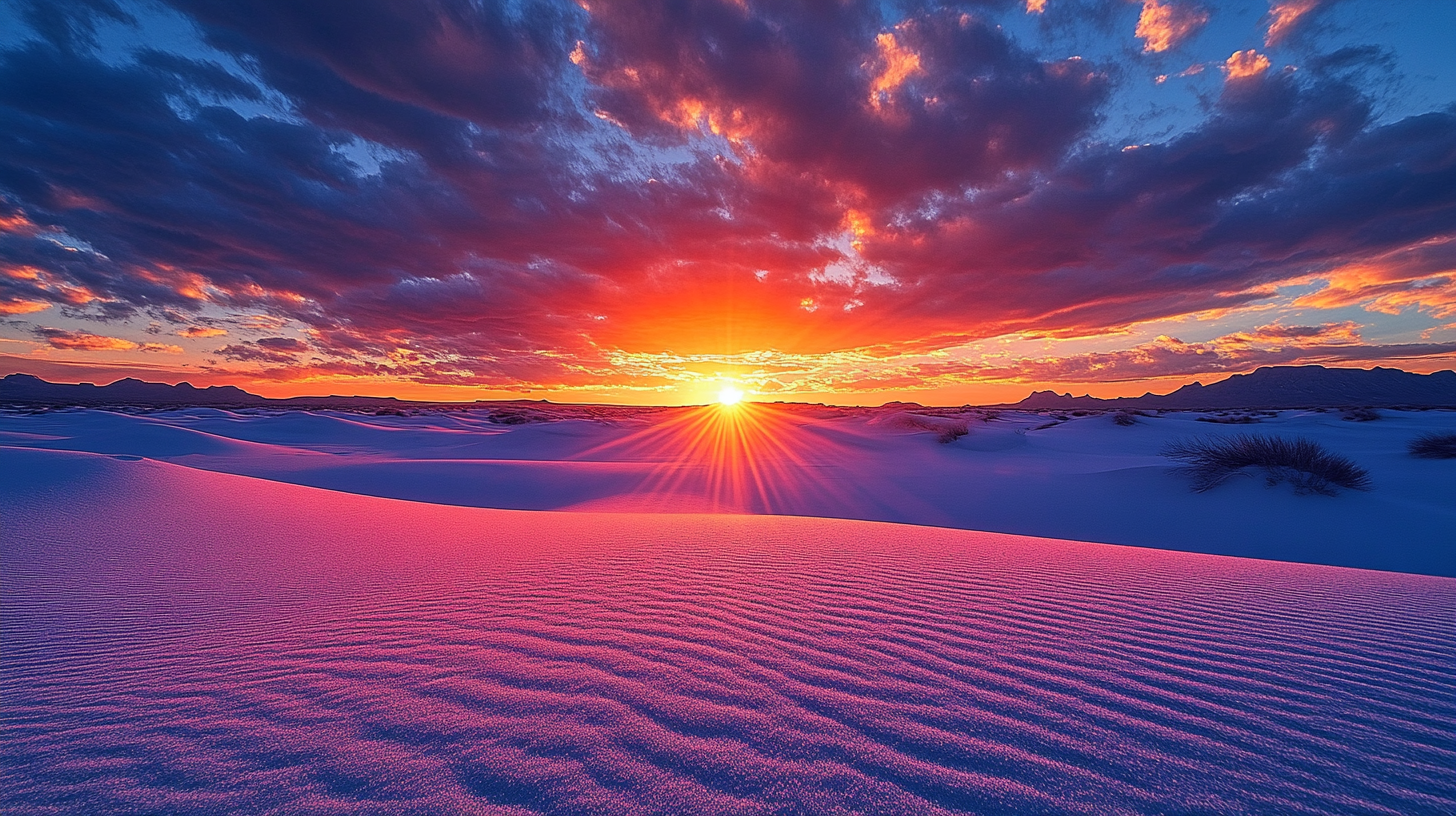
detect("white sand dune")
[1,404,1452,574]
[3,447,1454,814]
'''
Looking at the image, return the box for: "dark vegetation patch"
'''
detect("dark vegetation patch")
[1163,435,1372,496]
[1112,411,1137,426]
[1342,407,1381,422]
[1409,432,1456,459]
[1197,410,1279,425]
[1197,414,1261,424]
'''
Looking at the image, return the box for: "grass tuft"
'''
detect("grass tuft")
[1162,434,1371,496]
[1408,432,1456,459]
[1197,414,1260,424]
[937,425,969,444]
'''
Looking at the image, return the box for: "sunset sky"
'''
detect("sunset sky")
[1,0,1453,405]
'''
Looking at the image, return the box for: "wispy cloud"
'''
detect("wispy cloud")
[1266,0,1322,47]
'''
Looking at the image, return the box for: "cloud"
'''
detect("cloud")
[1265,0,1321,47]
[216,336,310,364]
[1293,238,1456,318]
[179,326,227,338]
[256,336,309,352]
[867,31,925,113]
[168,0,575,132]
[1135,0,1208,53]
[974,329,1456,384]
[0,1,1453,396]
[34,327,139,351]
[1226,321,1362,344]
[855,65,1456,343]
[0,298,50,315]
[568,320,1454,395]
[579,3,1108,207]
[1224,49,1272,81]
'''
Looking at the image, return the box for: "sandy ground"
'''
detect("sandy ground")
[3,447,1453,814]
[2,404,1452,574]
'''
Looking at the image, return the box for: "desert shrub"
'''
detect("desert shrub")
[490,410,541,425]
[1197,414,1261,424]
[1409,432,1456,459]
[1162,434,1371,496]
[869,411,968,443]
[937,426,968,443]
[1112,412,1137,426]
[1342,407,1380,422]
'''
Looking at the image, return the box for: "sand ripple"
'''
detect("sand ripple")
[3,450,1454,814]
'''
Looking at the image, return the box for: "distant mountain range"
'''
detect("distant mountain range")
[1008,365,1456,410]
[0,373,406,409]
[3,365,1456,410]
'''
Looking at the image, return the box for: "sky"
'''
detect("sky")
[0,0,1453,405]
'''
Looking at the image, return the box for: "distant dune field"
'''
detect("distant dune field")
[2,404,1452,574]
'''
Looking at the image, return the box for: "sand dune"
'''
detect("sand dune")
[2,404,1453,574]
[3,448,1453,814]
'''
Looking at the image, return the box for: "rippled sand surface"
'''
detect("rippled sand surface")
[4,449,1454,814]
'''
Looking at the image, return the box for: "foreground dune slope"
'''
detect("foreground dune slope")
[2,447,1454,814]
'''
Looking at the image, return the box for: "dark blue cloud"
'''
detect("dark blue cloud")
[581,2,1108,205]
[863,65,1456,337]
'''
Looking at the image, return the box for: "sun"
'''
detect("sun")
[717,386,744,406]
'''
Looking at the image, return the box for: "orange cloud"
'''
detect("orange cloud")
[136,264,211,302]
[0,212,38,234]
[1224,49,1272,80]
[1135,0,1208,53]
[3,264,99,308]
[1026,0,1048,13]
[1266,0,1320,47]
[179,326,229,338]
[140,342,185,354]
[0,298,50,315]
[1294,239,1456,318]
[1222,321,1362,346]
[868,31,924,112]
[958,324,1455,385]
[37,330,139,352]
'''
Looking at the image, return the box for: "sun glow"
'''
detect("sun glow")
[718,386,744,406]
[571,402,865,515]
